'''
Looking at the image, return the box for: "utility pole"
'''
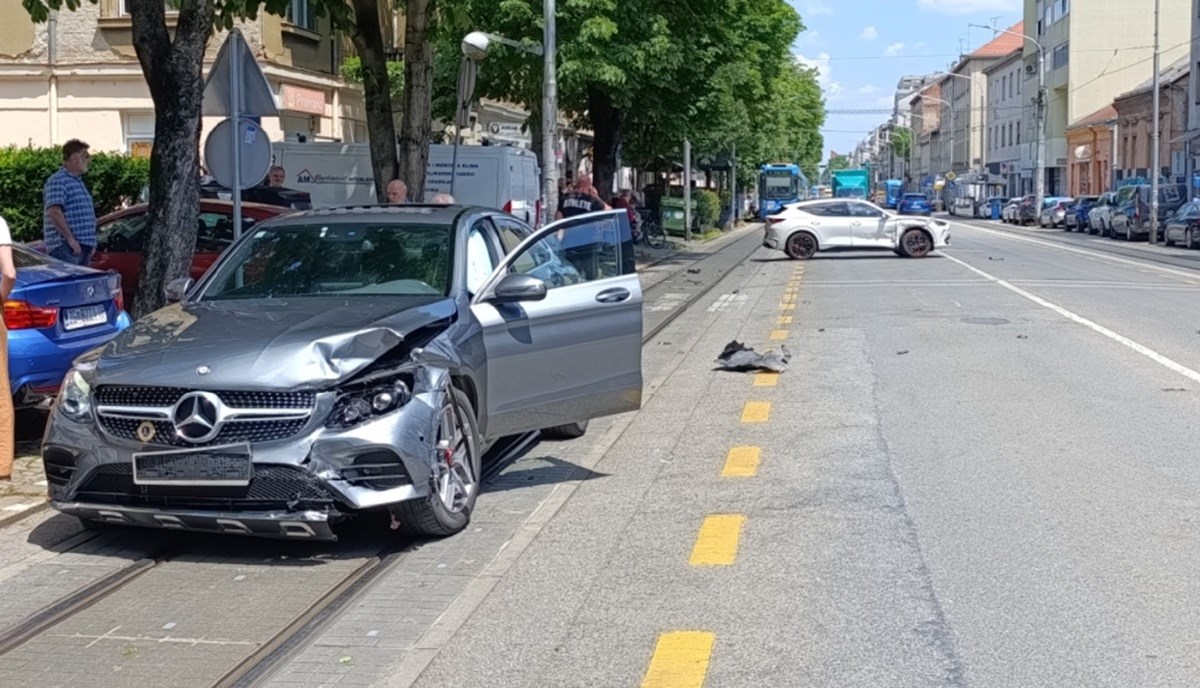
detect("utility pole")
[684,139,692,242]
[542,0,558,226]
[1150,0,1161,244]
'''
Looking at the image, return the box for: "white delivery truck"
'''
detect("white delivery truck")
[269,142,543,225]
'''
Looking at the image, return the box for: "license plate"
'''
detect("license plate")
[133,444,253,486]
[62,304,107,331]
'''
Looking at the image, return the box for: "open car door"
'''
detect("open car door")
[470,210,643,438]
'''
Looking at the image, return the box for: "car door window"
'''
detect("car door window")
[847,202,883,218]
[465,219,501,295]
[494,217,532,254]
[507,214,626,289]
[96,215,147,252]
[807,202,847,217]
[196,212,249,253]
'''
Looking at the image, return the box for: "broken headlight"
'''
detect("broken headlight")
[327,376,413,429]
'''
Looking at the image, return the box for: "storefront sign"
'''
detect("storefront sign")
[129,140,153,159]
[280,85,326,116]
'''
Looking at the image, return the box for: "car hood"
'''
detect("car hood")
[91,296,458,390]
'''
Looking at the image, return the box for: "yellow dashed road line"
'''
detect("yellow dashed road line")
[753,372,779,387]
[769,330,788,340]
[641,631,716,688]
[741,401,770,423]
[777,316,793,325]
[690,514,747,566]
[722,446,761,477]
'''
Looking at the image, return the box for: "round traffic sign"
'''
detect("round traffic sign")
[204,117,272,190]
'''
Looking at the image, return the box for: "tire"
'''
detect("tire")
[644,222,667,249]
[784,231,817,260]
[899,228,933,258]
[542,420,589,440]
[393,387,482,538]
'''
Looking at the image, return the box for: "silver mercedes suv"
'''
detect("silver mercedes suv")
[42,205,643,540]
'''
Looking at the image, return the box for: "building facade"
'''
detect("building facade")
[943,23,1021,176]
[1111,57,1190,184]
[0,0,370,156]
[984,47,1027,196]
[1022,0,1191,196]
[911,82,944,190]
[1064,105,1115,196]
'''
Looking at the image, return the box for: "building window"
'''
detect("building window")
[287,0,317,31]
[1052,43,1069,70]
[1016,125,1020,146]
[123,112,155,158]
[120,0,179,15]
[1001,75,1007,101]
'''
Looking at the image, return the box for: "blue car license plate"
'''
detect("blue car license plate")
[133,444,253,486]
[62,304,107,331]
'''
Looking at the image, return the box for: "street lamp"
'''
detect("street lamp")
[971,23,1045,227]
[1150,0,1161,244]
[451,32,544,198]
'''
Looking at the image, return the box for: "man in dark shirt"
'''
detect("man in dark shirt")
[556,178,607,219]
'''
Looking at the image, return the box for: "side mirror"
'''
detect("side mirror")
[489,273,547,303]
[164,277,194,303]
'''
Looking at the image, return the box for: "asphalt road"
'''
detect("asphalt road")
[402,218,1200,687]
[9,219,1200,687]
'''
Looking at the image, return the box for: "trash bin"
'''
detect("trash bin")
[660,197,695,236]
[989,197,1003,220]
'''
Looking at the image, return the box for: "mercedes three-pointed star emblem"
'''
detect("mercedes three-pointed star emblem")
[171,391,223,443]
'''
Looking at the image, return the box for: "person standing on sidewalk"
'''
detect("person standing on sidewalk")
[43,139,97,267]
[0,215,16,481]
[556,178,607,219]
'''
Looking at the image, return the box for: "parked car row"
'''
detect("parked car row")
[999,183,1195,246]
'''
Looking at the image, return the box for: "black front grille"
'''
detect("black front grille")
[97,416,310,447]
[43,447,78,487]
[74,463,338,510]
[95,386,316,410]
[342,451,412,490]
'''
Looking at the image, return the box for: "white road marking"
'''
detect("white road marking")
[707,293,749,312]
[647,292,690,312]
[948,219,1200,282]
[943,253,1200,386]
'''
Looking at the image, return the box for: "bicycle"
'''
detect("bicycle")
[634,209,667,249]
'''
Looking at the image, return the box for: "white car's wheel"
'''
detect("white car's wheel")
[898,228,933,258]
[785,232,818,260]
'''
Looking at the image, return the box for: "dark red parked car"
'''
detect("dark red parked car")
[32,200,290,308]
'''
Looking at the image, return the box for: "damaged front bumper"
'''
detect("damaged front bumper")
[42,367,457,540]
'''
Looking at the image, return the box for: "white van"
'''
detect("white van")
[269,142,542,225]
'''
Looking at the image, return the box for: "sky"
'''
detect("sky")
[787,0,1023,165]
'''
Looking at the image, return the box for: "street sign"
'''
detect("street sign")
[201,30,277,240]
[204,117,272,191]
[945,171,957,181]
[202,30,278,118]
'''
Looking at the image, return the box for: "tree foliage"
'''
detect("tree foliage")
[453,0,824,195]
[827,153,851,173]
[890,126,912,161]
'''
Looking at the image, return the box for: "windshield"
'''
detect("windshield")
[762,173,797,200]
[201,222,454,300]
[903,194,926,201]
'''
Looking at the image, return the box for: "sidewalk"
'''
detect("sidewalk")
[1,424,48,526]
[0,222,765,527]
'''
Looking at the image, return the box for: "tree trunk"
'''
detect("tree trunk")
[128,0,213,318]
[350,0,399,199]
[587,87,623,197]
[399,0,433,202]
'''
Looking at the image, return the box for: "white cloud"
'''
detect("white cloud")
[884,42,906,57]
[796,29,822,48]
[859,25,878,41]
[916,0,1020,15]
[795,51,843,100]
[803,1,833,16]
[857,84,879,95]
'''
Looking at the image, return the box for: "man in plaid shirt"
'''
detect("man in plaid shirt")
[43,139,97,266]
